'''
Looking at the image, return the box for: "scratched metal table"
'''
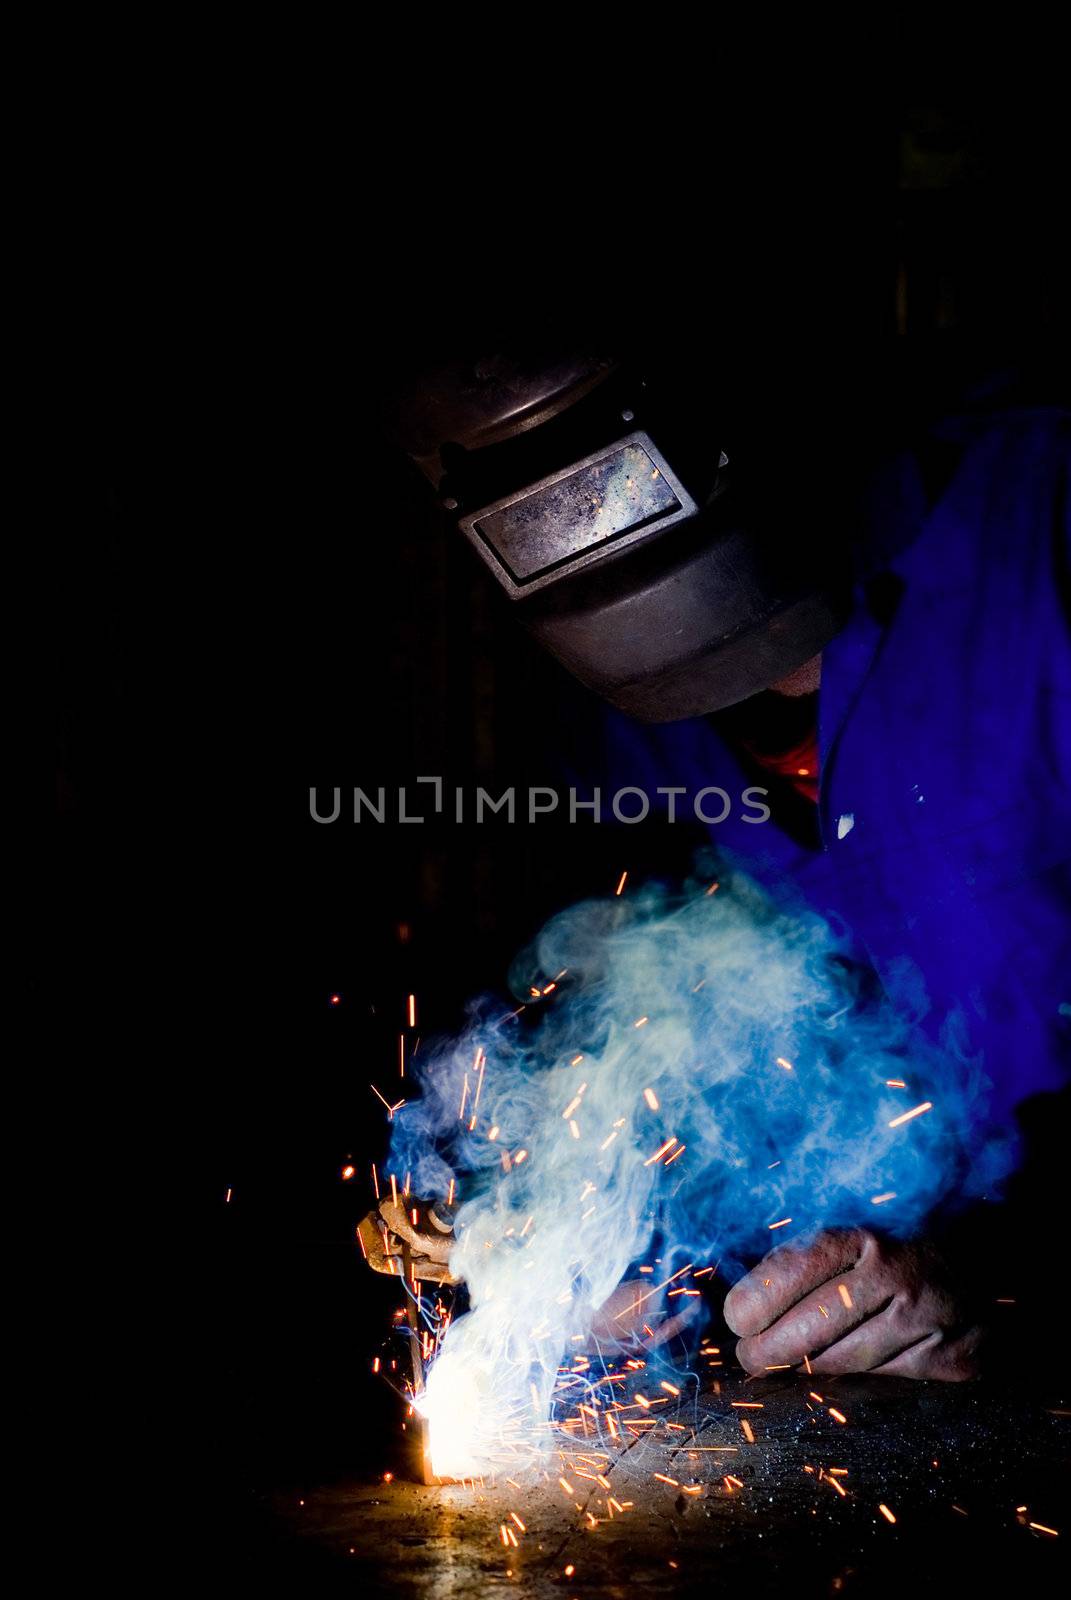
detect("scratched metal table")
[221,1369,1069,1595]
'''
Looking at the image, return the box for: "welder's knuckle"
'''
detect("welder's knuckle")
[804,1228,864,1279]
[883,1293,924,1345]
[818,1225,864,1257]
[856,1228,884,1266]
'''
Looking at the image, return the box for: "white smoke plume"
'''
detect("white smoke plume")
[387,862,1010,1476]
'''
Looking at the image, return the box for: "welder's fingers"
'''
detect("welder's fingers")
[732,1231,979,1380]
[733,1265,891,1373]
[592,1279,665,1344]
[588,1279,701,1349]
[798,1253,960,1374]
[724,1228,865,1337]
[378,1199,454,1264]
[642,1296,703,1349]
[870,1323,982,1381]
[807,1309,980,1380]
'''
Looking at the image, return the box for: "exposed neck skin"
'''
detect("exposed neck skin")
[767,653,822,697]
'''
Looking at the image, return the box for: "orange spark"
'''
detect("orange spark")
[643,1088,660,1111]
[643,1137,678,1166]
[613,1262,692,1319]
[371,1083,399,1117]
[888,1101,933,1128]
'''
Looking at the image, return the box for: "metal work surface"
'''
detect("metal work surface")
[242,1371,1068,1595]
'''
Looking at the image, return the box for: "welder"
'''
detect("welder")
[365,350,1070,1380]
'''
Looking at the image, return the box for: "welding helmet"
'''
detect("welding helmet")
[388,351,849,721]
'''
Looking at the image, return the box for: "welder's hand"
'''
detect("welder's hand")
[358,1199,460,1285]
[723,1228,981,1380]
[587,1278,703,1352]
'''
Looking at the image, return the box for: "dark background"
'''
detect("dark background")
[55,83,1066,1571]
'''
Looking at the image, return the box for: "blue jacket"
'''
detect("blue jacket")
[591,407,1070,1138]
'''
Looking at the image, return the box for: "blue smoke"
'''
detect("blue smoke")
[386,859,1012,1475]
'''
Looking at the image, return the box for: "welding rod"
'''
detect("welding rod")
[399,1239,435,1484]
